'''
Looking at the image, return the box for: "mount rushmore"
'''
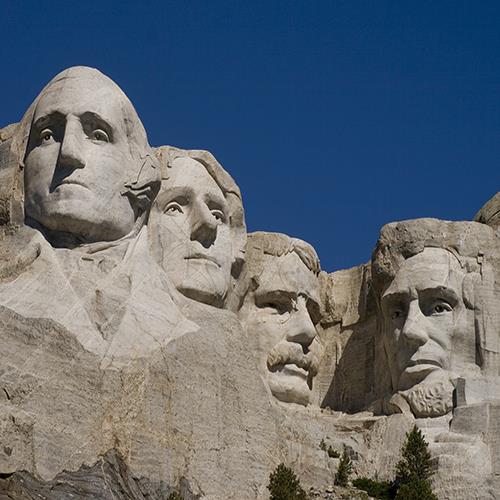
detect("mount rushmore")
[0,67,498,499]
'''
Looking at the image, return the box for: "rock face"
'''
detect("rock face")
[0,67,499,499]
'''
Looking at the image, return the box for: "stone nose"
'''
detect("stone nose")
[401,300,429,348]
[286,297,317,352]
[190,201,217,248]
[58,116,85,170]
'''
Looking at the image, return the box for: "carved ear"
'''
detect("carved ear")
[462,273,479,309]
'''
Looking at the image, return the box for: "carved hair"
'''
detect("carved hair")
[245,231,321,284]
[371,218,497,295]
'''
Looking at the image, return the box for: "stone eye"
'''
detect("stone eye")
[211,209,225,222]
[260,298,291,315]
[431,302,452,315]
[91,129,109,142]
[391,309,403,320]
[40,129,53,142]
[165,203,183,215]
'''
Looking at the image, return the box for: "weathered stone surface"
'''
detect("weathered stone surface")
[0,123,18,143]
[0,302,284,498]
[0,450,177,500]
[1,67,499,499]
[316,263,380,413]
[0,138,23,228]
[475,191,500,229]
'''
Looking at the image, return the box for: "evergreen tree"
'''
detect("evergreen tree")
[394,426,437,499]
[352,477,393,499]
[334,448,353,487]
[167,493,183,500]
[395,479,438,500]
[268,463,308,500]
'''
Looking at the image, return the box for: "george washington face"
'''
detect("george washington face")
[24,76,141,243]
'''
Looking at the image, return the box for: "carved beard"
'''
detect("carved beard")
[400,375,455,418]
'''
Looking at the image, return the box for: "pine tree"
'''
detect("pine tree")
[394,426,437,499]
[167,493,183,500]
[334,448,353,487]
[395,479,437,500]
[268,463,308,500]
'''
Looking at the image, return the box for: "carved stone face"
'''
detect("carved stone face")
[381,247,469,395]
[151,157,232,307]
[24,77,139,243]
[240,252,321,406]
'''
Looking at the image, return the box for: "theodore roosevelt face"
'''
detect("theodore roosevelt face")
[240,251,322,406]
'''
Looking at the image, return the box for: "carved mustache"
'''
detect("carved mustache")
[267,341,319,377]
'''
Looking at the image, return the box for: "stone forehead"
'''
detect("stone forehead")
[371,218,500,297]
[384,247,465,296]
[36,67,132,114]
[167,156,224,192]
[42,66,126,95]
[33,79,129,134]
[17,66,150,162]
[245,231,320,277]
[374,218,496,262]
[255,252,320,299]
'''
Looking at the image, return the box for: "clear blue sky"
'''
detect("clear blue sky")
[1,1,499,272]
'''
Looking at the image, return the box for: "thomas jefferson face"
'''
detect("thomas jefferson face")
[24,77,139,243]
[150,157,233,307]
[381,248,469,394]
[240,252,322,406]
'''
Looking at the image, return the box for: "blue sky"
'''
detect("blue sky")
[1,1,499,271]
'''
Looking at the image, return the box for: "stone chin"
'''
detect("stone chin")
[26,189,135,243]
[267,366,313,406]
[174,259,230,308]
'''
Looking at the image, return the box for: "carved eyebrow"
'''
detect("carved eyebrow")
[32,111,65,131]
[204,191,228,211]
[380,292,410,317]
[418,286,460,304]
[80,112,115,139]
[79,110,112,124]
[381,291,408,303]
[156,186,193,207]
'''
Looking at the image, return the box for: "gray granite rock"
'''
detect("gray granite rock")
[1,67,499,499]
